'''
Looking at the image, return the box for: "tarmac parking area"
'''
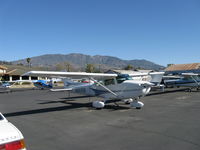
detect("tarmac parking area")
[0,89,200,150]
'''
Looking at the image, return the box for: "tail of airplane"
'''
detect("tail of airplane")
[50,78,92,92]
[62,78,77,88]
[49,80,53,88]
[62,78,94,89]
[149,72,165,85]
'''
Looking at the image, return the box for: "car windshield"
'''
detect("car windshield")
[0,114,4,121]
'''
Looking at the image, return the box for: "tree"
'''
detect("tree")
[17,63,24,66]
[64,62,72,72]
[167,64,174,67]
[124,64,133,70]
[26,58,31,68]
[85,64,95,73]
[55,63,64,71]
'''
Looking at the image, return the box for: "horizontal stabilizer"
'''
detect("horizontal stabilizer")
[50,88,72,92]
[182,73,199,76]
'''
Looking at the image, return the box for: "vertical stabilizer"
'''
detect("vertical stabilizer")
[149,72,164,85]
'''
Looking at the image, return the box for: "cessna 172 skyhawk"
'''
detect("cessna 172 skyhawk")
[23,71,164,109]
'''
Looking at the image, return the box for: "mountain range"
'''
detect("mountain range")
[11,53,164,71]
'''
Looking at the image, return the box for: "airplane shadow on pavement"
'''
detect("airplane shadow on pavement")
[4,97,130,118]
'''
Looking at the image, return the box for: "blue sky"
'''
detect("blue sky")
[0,0,200,66]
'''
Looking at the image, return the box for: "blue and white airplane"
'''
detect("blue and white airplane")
[24,71,164,109]
[33,80,53,89]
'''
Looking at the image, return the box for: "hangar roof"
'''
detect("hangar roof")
[0,65,7,70]
[3,65,45,76]
[165,63,200,71]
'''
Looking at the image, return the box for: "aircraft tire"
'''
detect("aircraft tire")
[136,107,141,109]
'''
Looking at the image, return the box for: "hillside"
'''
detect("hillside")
[12,53,164,71]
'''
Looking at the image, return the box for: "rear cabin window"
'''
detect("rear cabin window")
[104,79,115,86]
[183,76,193,81]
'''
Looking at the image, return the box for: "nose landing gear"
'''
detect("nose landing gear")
[130,97,144,109]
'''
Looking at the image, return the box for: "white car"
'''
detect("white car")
[0,113,26,150]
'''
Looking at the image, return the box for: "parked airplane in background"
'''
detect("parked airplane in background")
[23,71,164,109]
[164,73,200,91]
[33,78,62,89]
[33,80,53,89]
[0,84,11,93]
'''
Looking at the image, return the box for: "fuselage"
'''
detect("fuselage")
[72,80,152,100]
[164,75,200,88]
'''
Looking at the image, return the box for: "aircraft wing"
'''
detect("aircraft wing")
[128,72,149,77]
[129,72,165,77]
[23,71,118,80]
[129,72,164,85]
[181,73,199,76]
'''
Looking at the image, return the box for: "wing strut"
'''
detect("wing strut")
[182,73,200,90]
[90,78,118,97]
[190,75,200,88]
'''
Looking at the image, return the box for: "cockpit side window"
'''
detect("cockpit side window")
[194,76,200,80]
[183,76,193,81]
[116,75,133,84]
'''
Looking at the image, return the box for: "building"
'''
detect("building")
[0,65,7,81]
[0,65,7,75]
[1,65,40,81]
[165,63,200,75]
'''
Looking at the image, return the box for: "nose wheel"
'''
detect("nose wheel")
[130,98,144,109]
[123,98,133,104]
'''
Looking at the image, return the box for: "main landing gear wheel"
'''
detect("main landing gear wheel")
[123,98,133,104]
[130,101,144,109]
[187,88,192,92]
[92,101,105,109]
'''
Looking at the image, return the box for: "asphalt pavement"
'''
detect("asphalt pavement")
[0,88,200,150]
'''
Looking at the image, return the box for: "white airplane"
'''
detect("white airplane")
[164,73,200,91]
[23,71,164,109]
